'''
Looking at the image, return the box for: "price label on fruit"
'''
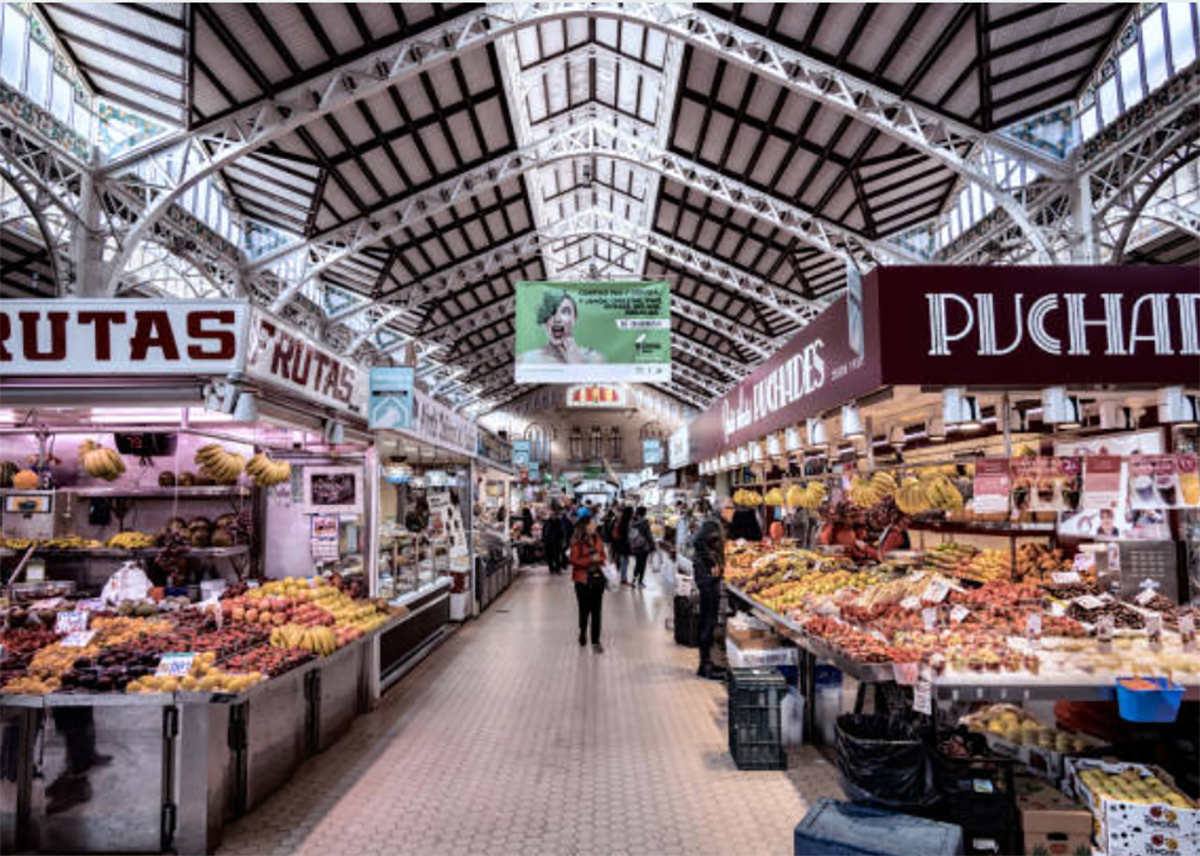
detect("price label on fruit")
[923,579,951,604]
[922,607,939,631]
[1097,614,1115,642]
[900,596,922,611]
[1135,589,1158,606]
[1180,614,1196,645]
[55,611,89,634]
[893,662,919,686]
[155,653,196,678]
[949,605,970,624]
[61,630,96,648]
[76,598,106,612]
[1026,612,1042,640]
[1051,571,1081,585]
[1145,612,1163,641]
[1074,595,1106,611]
[913,663,934,715]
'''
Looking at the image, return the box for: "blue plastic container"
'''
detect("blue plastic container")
[1115,676,1185,723]
[793,799,963,856]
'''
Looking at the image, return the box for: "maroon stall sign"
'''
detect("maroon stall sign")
[689,285,883,461]
[873,266,1199,386]
[0,300,248,374]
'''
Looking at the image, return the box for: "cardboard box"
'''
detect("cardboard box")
[1064,758,1200,856]
[1018,776,1093,856]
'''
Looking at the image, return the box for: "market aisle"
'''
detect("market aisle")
[217,567,841,856]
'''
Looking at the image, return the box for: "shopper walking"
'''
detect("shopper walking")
[568,514,607,653]
[543,503,567,575]
[628,506,655,589]
[691,498,731,680]
[610,505,633,586]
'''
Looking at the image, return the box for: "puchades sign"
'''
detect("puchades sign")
[882,266,1199,385]
[513,281,671,384]
[0,299,248,374]
[688,266,1199,462]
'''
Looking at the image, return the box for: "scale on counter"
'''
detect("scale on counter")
[2,491,55,541]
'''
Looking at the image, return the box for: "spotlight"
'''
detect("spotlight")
[841,403,863,439]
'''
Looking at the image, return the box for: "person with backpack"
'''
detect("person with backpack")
[628,506,655,589]
[610,505,633,586]
[568,513,607,653]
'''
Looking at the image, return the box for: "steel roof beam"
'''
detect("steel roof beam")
[97,2,1065,294]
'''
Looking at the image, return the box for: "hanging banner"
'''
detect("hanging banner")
[566,385,628,408]
[643,439,663,466]
[512,440,532,467]
[244,308,368,417]
[972,458,1011,514]
[402,391,479,459]
[0,299,248,375]
[1082,456,1124,511]
[1056,431,1170,541]
[1010,457,1081,513]
[514,281,671,383]
[668,425,690,470]
[368,367,415,430]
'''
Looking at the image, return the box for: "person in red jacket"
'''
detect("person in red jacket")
[569,512,608,653]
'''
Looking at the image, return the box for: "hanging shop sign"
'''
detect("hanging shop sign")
[689,288,881,461]
[688,266,1197,462]
[368,367,415,430]
[565,384,629,408]
[513,281,671,383]
[404,390,479,459]
[0,299,248,375]
[476,430,512,470]
[244,309,368,417]
[1129,454,1200,510]
[643,439,663,466]
[512,440,532,467]
[668,425,690,470]
[875,266,1198,386]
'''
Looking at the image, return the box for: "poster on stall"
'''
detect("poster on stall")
[310,515,340,561]
[972,458,1011,513]
[1055,432,1171,541]
[368,366,414,430]
[1009,457,1080,513]
[1082,456,1124,510]
[1129,453,1200,509]
[514,281,671,383]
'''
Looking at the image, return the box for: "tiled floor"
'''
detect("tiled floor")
[218,567,842,855]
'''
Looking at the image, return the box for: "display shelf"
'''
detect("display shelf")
[0,485,252,499]
[0,544,249,559]
[908,519,1057,537]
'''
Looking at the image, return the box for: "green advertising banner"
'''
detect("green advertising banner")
[514,281,671,383]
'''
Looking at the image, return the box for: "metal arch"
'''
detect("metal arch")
[1106,147,1200,262]
[99,2,1063,296]
[0,166,65,294]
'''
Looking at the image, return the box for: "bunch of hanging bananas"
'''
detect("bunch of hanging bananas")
[246,453,291,488]
[924,473,965,510]
[789,481,827,509]
[79,440,125,481]
[270,624,338,656]
[733,489,762,507]
[848,475,883,507]
[896,477,932,514]
[894,472,965,513]
[195,444,245,485]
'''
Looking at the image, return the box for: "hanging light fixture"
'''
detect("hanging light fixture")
[887,425,906,451]
[232,391,258,423]
[1042,387,1081,428]
[806,418,828,450]
[942,387,982,431]
[926,414,946,442]
[841,403,863,439]
[1158,386,1200,427]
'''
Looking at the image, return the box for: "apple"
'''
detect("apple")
[245,608,258,623]
[232,607,245,622]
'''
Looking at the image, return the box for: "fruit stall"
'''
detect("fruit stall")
[682,268,1199,825]
[0,299,466,853]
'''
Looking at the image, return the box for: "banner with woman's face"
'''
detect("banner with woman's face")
[514,281,671,383]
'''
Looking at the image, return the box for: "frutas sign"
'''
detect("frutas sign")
[0,300,247,374]
[243,309,366,415]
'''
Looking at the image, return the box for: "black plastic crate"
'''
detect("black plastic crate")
[728,667,786,770]
[673,595,699,648]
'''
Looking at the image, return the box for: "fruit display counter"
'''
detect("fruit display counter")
[724,540,1200,720]
[0,575,412,855]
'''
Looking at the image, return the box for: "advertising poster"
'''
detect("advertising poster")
[368,366,414,430]
[643,439,663,466]
[972,458,1011,513]
[512,440,532,467]
[1010,457,1080,513]
[1129,454,1200,510]
[1055,431,1170,541]
[514,281,671,383]
[1082,456,1123,510]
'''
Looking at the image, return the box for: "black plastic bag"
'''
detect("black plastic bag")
[836,713,937,809]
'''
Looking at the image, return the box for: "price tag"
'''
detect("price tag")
[972,780,995,795]
[1107,543,1120,571]
[870,630,889,643]
[900,596,922,611]
[922,607,939,631]
[923,579,951,604]
[1135,589,1158,606]
[1026,612,1042,640]
[1072,552,1096,574]
[1146,612,1163,641]
[1180,613,1195,645]
[1047,599,1067,618]
[155,653,196,678]
[61,630,96,648]
[247,580,260,589]
[54,611,89,634]
[893,662,919,686]
[76,598,106,612]
[28,598,64,611]
[913,663,934,716]
[1097,615,1115,643]
[949,605,971,624]
[1051,571,1081,585]
[1074,595,1106,611]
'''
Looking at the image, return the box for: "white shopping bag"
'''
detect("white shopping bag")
[600,561,620,591]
